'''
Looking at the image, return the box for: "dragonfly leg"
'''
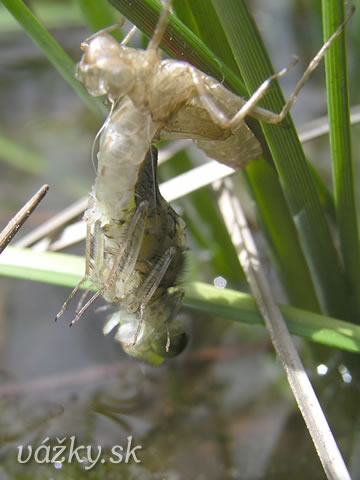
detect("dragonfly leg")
[70,201,149,325]
[189,7,353,129]
[130,246,177,346]
[55,222,92,321]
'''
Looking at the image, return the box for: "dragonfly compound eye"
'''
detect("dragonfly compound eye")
[151,329,188,358]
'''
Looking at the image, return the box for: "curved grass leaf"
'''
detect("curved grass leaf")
[0,246,359,354]
[322,1,360,319]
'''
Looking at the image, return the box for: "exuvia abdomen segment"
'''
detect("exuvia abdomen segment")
[95,99,160,219]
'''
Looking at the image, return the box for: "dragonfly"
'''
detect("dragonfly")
[57,0,352,363]
[56,141,187,364]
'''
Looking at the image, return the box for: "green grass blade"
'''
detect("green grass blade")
[308,162,336,221]
[245,159,319,310]
[0,247,89,288]
[211,0,350,320]
[0,2,83,31]
[0,246,359,354]
[0,0,107,118]
[322,1,360,318]
[172,0,240,77]
[186,283,360,355]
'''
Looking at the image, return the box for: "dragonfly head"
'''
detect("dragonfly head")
[76,34,135,101]
[103,291,187,365]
